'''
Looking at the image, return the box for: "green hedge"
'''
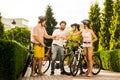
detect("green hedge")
[95,49,120,72]
[0,40,27,80]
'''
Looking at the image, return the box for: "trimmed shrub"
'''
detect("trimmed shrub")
[0,40,27,80]
[109,50,120,71]
[99,50,111,70]
[94,49,120,72]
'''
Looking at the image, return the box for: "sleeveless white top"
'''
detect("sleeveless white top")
[82,30,92,47]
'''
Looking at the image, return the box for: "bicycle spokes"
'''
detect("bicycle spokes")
[92,55,102,75]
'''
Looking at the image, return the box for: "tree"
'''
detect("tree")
[89,1,101,51]
[98,0,113,51]
[109,0,120,50]
[4,26,30,47]
[45,5,57,46]
[0,12,4,39]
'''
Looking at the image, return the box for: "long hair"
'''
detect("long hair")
[71,23,80,31]
[82,19,91,28]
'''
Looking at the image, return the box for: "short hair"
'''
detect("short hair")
[59,21,67,25]
[38,16,46,23]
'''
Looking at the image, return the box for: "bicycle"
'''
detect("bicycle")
[42,42,70,72]
[22,43,33,77]
[22,42,68,77]
[22,43,51,77]
[63,40,80,75]
[69,44,102,76]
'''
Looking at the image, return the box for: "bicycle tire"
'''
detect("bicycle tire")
[92,55,102,75]
[35,55,51,74]
[22,53,32,77]
[41,55,51,73]
[80,54,88,74]
[63,53,73,75]
[70,55,79,76]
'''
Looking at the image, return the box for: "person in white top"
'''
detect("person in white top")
[70,19,97,77]
[51,21,67,75]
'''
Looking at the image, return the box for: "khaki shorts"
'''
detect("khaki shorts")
[33,45,44,58]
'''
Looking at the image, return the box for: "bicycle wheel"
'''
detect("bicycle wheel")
[92,55,102,75]
[80,54,88,74]
[34,55,51,74]
[41,55,51,73]
[22,53,33,77]
[63,53,73,75]
[70,55,79,76]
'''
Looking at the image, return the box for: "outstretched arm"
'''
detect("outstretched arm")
[69,30,82,37]
[44,29,56,39]
[44,34,55,39]
[57,30,82,40]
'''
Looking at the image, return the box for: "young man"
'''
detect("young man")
[51,21,67,75]
[31,16,55,76]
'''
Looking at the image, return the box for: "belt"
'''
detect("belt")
[52,44,58,46]
[69,40,79,43]
[31,42,42,46]
[83,42,91,44]
[52,44,63,47]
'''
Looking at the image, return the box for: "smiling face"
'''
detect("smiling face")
[60,23,66,30]
[83,23,90,29]
[71,25,76,31]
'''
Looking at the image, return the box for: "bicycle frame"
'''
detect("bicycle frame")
[70,44,102,76]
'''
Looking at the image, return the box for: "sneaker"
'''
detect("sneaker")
[51,71,54,75]
[61,71,65,75]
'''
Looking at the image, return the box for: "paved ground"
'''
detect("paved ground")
[22,68,120,80]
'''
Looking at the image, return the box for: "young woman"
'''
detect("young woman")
[71,19,97,77]
[67,23,81,53]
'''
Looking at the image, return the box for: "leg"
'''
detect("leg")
[31,57,37,76]
[58,46,64,73]
[33,45,45,76]
[51,45,58,75]
[83,47,87,56]
[87,47,93,76]
[38,58,43,75]
[31,44,39,76]
[83,47,89,75]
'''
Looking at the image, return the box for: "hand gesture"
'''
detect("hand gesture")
[41,43,46,47]
[52,35,60,40]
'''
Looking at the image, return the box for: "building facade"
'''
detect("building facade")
[1,17,29,30]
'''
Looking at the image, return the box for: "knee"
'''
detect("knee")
[87,56,92,62]
[51,54,57,61]
[33,58,37,61]
[61,55,64,59]
[51,57,56,61]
